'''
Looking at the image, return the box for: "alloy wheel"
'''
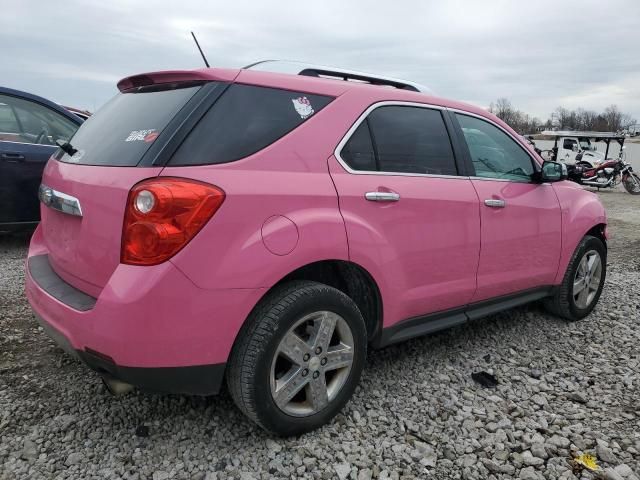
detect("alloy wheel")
[573,249,602,309]
[270,311,354,417]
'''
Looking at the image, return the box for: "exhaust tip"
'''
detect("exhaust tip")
[101,375,135,396]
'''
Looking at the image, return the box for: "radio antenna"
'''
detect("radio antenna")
[191,31,210,68]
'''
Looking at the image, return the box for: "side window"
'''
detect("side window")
[456,114,534,181]
[368,106,457,175]
[0,94,78,146]
[340,120,376,171]
[0,101,20,135]
[563,138,577,150]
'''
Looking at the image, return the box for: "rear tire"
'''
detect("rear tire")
[544,235,606,321]
[226,281,367,436]
[623,173,640,195]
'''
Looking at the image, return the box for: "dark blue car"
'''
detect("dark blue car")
[0,87,83,231]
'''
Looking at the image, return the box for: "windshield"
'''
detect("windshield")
[57,84,202,166]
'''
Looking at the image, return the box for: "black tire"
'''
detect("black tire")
[226,281,367,436]
[543,235,606,321]
[623,173,640,195]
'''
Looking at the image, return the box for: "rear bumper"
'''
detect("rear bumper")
[25,226,266,395]
[33,310,225,395]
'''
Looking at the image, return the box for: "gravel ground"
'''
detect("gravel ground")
[1,187,639,480]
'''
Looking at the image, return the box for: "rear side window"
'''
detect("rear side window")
[340,105,457,175]
[169,85,332,166]
[57,85,201,166]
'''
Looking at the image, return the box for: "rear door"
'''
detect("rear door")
[329,103,481,327]
[452,112,562,302]
[0,93,79,225]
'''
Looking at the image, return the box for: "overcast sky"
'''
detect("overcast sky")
[2,0,639,122]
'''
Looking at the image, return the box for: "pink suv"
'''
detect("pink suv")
[25,61,607,435]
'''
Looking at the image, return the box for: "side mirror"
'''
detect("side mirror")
[540,161,567,182]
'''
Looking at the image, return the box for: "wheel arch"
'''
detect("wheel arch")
[585,223,607,249]
[553,185,607,285]
[244,259,384,342]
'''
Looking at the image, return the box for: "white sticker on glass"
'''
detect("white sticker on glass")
[125,129,158,143]
[291,97,314,119]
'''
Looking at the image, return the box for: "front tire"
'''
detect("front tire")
[544,235,606,321]
[226,281,367,436]
[623,173,640,194]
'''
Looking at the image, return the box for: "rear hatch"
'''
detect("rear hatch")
[40,79,217,296]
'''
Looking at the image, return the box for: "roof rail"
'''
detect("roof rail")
[243,60,433,94]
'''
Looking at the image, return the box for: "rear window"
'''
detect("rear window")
[57,85,201,166]
[168,84,333,166]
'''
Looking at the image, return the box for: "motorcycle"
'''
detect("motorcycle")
[528,135,640,195]
[568,148,640,195]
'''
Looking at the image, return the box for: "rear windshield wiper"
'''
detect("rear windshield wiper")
[56,140,77,156]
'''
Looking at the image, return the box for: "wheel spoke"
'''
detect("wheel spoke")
[312,313,337,352]
[273,367,308,409]
[578,256,588,276]
[323,345,354,371]
[587,253,599,274]
[278,331,311,364]
[573,277,586,294]
[576,286,590,308]
[589,275,601,291]
[306,374,329,411]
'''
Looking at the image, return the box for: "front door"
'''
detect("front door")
[453,112,562,302]
[329,104,481,327]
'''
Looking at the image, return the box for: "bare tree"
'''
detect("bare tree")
[603,105,623,131]
[489,100,636,134]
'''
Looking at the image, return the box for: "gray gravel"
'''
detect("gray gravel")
[1,188,639,480]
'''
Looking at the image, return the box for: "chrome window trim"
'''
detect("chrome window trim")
[0,138,59,148]
[333,101,464,180]
[38,184,83,217]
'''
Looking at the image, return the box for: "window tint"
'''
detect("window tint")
[367,106,457,175]
[563,138,577,149]
[340,120,376,171]
[0,94,78,145]
[170,85,333,166]
[456,114,534,181]
[58,85,200,166]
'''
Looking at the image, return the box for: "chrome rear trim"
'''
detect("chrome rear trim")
[38,184,83,217]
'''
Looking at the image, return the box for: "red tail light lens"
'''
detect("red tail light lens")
[121,178,225,266]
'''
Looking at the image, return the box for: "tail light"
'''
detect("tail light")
[121,178,225,266]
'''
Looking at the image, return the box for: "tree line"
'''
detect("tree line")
[488,98,637,134]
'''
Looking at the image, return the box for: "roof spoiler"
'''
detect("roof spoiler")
[116,69,239,92]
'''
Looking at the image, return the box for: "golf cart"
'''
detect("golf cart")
[539,130,625,166]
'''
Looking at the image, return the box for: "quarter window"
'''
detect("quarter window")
[170,85,333,166]
[340,105,457,175]
[456,114,535,181]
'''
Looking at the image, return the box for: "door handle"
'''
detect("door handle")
[365,191,400,202]
[0,153,26,162]
[484,199,506,208]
